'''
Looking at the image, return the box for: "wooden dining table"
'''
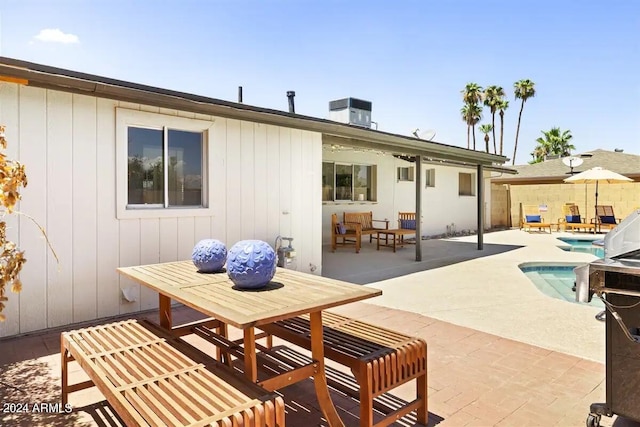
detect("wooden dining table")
[118,260,382,427]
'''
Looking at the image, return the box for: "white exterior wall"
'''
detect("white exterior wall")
[0,83,322,337]
[322,151,493,243]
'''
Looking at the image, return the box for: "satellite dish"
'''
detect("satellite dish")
[562,156,584,168]
[562,156,583,174]
[411,128,437,141]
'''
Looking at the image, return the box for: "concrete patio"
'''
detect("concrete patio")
[323,229,604,363]
[1,229,639,426]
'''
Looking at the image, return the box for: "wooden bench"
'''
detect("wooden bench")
[344,212,389,243]
[259,312,428,427]
[61,319,285,427]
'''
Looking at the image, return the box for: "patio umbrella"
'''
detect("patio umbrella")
[563,167,632,224]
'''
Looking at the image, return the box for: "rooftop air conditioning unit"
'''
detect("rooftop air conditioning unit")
[329,98,372,128]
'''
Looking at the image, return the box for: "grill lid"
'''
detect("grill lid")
[604,209,640,262]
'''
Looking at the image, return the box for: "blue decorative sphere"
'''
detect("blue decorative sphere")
[192,239,227,273]
[226,240,277,289]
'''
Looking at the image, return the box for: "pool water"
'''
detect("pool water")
[557,237,604,258]
[520,264,604,308]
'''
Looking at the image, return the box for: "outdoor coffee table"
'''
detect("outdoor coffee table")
[118,260,382,427]
[377,228,415,252]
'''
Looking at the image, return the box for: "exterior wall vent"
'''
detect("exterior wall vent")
[328,98,372,128]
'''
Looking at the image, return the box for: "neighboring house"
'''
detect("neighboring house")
[491,149,640,227]
[0,57,508,338]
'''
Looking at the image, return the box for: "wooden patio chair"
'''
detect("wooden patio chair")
[560,203,596,233]
[397,212,416,230]
[331,213,362,253]
[595,205,621,231]
[397,212,417,242]
[520,205,552,233]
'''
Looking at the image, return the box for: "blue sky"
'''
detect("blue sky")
[1,0,639,163]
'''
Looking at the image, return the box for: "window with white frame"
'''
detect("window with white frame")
[458,172,476,196]
[116,108,214,219]
[397,166,414,182]
[322,162,377,201]
[425,168,435,187]
[127,127,203,207]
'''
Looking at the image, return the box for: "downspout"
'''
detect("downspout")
[477,164,484,250]
[506,184,512,228]
[415,156,422,261]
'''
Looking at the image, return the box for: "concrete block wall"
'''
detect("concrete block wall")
[491,183,510,227]
[503,182,640,227]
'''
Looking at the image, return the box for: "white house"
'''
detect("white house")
[321,148,496,240]
[0,58,509,338]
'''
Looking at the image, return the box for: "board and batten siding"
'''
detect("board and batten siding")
[0,82,322,338]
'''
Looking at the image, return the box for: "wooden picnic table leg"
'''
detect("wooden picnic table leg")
[310,311,345,427]
[61,340,69,405]
[159,294,172,330]
[216,322,233,367]
[244,327,258,383]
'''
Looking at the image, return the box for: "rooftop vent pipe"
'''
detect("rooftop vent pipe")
[238,86,243,103]
[287,91,295,113]
[615,148,624,153]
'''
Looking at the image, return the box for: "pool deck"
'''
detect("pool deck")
[361,229,606,363]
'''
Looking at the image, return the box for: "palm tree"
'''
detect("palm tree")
[461,103,483,150]
[462,82,483,105]
[497,99,509,156]
[512,79,536,165]
[461,83,483,150]
[530,127,575,163]
[483,85,504,154]
[460,105,472,149]
[530,144,546,164]
[479,124,493,153]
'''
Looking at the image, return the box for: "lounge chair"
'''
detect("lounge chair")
[595,205,621,231]
[560,203,596,233]
[331,213,361,253]
[520,205,552,233]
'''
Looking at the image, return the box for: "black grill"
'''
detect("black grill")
[585,209,640,427]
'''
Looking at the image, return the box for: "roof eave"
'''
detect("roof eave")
[0,57,508,166]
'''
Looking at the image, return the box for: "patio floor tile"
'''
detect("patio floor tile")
[1,303,637,426]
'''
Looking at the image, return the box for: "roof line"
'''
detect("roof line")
[0,56,508,166]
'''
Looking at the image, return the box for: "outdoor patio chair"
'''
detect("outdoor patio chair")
[560,203,596,233]
[397,212,417,242]
[595,205,621,231]
[520,204,552,233]
[331,213,362,253]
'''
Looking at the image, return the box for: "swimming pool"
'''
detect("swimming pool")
[520,263,603,308]
[556,237,604,258]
